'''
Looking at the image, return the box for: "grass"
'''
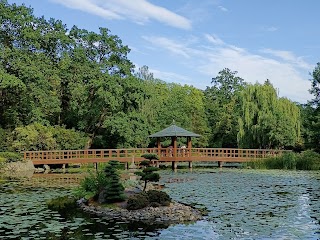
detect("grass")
[245,150,320,170]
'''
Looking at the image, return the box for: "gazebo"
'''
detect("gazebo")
[149,122,201,169]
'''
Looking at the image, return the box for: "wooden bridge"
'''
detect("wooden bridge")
[24,148,286,169]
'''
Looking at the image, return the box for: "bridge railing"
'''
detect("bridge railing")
[189,148,285,159]
[24,148,160,161]
[24,148,287,164]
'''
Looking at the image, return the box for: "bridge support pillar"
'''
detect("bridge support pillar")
[126,162,130,170]
[172,161,177,170]
[218,161,224,168]
[188,161,193,169]
[94,162,98,171]
[156,161,160,168]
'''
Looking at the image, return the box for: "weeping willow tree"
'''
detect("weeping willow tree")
[237,81,301,149]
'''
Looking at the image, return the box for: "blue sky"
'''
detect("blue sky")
[8,0,320,103]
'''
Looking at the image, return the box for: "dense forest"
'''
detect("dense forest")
[0,1,319,152]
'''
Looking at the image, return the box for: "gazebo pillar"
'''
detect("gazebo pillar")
[157,137,161,157]
[172,136,177,158]
[187,136,192,157]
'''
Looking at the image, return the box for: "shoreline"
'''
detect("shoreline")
[78,199,203,225]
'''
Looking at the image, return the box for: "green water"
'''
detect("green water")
[0,169,319,239]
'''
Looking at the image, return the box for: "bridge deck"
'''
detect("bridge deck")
[24,148,285,165]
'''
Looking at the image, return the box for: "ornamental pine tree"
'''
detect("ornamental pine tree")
[136,154,160,191]
[104,160,125,203]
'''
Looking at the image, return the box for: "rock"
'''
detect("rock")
[98,189,108,204]
[78,200,203,225]
[0,160,35,172]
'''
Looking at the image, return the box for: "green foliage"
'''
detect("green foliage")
[76,161,125,202]
[296,150,320,170]
[135,166,160,191]
[141,153,159,161]
[0,128,13,151]
[12,123,57,151]
[146,190,171,206]
[246,150,320,170]
[47,196,77,211]
[0,1,318,151]
[11,123,88,151]
[264,152,297,170]
[77,171,109,199]
[126,190,171,210]
[0,152,23,163]
[309,62,320,106]
[238,82,301,149]
[52,126,88,150]
[139,160,150,167]
[104,161,125,203]
[204,68,245,147]
[126,192,149,210]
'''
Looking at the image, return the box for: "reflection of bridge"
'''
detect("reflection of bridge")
[24,148,286,169]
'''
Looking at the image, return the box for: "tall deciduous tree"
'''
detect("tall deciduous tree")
[306,62,320,152]
[237,81,301,149]
[204,68,246,147]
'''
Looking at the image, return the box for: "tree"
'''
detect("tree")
[204,68,246,147]
[104,160,125,203]
[309,62,320,106]
[237,82,301,149]
[136,156,160,191]
[305,62,320,152]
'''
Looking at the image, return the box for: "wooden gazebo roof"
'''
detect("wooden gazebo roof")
[149,124,201,138]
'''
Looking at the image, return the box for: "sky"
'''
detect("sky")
[8,0,320,103]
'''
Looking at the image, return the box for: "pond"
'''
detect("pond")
[0,169,319,239]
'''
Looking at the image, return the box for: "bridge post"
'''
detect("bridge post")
[218,161,224,168]
[172,161,177,170]
[188,161,192,169]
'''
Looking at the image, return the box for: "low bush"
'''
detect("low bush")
[126,190,171,210]
[0,152,23,163]
[147,190,171,206]
[126,192,149,210]
[47,196,77,211]
[76,171,109,199]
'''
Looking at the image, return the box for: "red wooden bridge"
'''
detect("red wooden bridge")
[24,148,285,169]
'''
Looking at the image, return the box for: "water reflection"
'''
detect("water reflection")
[0,169,319,239]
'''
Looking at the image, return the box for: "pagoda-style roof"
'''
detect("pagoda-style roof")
[149,124,201,138]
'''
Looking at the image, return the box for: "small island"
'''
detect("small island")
[71,156,203,225]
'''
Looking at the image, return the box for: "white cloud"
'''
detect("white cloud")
[150,68,193,86]
[142,36,191,58]
[204,34,225,45]
[218,5,228,12]
[261,48,313,70]
[264,26,278,32]
[143,34,313,103]
[51,0,191,29]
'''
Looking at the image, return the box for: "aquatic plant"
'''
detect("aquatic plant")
[296,150,320,170]
[245,150,320,170]
[264,152,297,170]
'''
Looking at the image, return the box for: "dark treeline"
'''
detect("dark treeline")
[0,1,319,152]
